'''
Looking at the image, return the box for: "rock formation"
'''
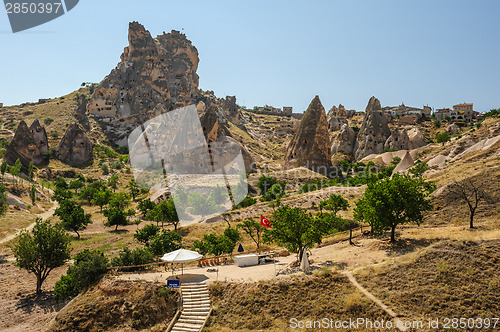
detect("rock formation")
[327,104,355,131]
[57,123,93,166]
[75,93,87,117]
[88,22,200,145]
[29,119,49,165]
[331,124,357,155]
[284,96,332,175]
[365,96,382,113]
[407,128,428,149]
[384,128,410,151]
[353,97,391,160]
[4,120,40,168]
[447,123,460,135]
[393,151,414,174]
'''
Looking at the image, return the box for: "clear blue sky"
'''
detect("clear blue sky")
[1,0,499,113]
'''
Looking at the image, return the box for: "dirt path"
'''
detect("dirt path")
[343,271,408,332]
[0,196,58,245]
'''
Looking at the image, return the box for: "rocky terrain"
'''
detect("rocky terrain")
[0,20,498,332]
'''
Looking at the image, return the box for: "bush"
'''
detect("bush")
[435,132,451,144]
[111,247,154,270]
[54,249,109,302]
[43,117,54,125]
[235,196,257,209]
[50,131,59,139]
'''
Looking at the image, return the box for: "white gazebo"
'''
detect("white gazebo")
[161,249,203,274]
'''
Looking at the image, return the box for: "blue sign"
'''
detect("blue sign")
[167,280,180,289]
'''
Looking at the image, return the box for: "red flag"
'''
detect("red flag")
[261,215,272,228]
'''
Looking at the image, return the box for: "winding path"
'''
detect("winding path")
[343,271,408,332]
[0,192,58,245]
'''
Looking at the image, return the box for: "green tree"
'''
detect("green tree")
[103,193,134,231]
[149,229,183,259]
[262,205,335,261]
[1,160,7,179]
[318,194,350,215]
[101,163,109,175]
[391,156,402,166]
[103,206,135,231]
[54,199,92,239]
[54,249,109,301]
[435,132,450,144]
[127,179,140,200]
[107,174,118,192]
[134,224,161,246]
[28,161,34,182]
[11,218,71,295]
[237,219,261,249]
[409,160,429,178]
[0,184,8,216]
[110,247,154,270]
[187,191,218,217]
[69,179,84,194]
[353,174,434,243]
[54,177,68,189]
[192,231,238,256]
[30,184,36,205]
[147,199,180,230]
[52,188,72,203]
[91,188,112,212]
[10,158,22,188]
[138,199,156,218]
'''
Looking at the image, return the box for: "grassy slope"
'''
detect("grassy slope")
[207,270,390,331]
[354,239,500,323]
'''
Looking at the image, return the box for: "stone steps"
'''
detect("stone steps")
[170,281,211,332]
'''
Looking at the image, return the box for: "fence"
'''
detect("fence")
[318,224,370,247]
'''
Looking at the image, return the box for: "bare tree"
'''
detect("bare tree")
[446,179,492,228]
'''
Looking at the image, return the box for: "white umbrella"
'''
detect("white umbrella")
[161,249,203,274]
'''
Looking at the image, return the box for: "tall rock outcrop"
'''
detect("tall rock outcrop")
[384,128,410,151]
[331,124,357,155]
[88,22,199,145]
[284,96,332,175]
[57,124,93,166]
[365,96,382,113]
[29,119,49,165]
[5,121,39,168]
[354,97,391,160]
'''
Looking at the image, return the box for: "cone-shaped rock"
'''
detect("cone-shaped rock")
[354,96,391,160]
[284,96,332,175]
[4,120,39,168]
[57,123,93,166]
[29,119,49,165]
[393,151,414,174]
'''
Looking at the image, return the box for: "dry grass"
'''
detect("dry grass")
[207,271,390,331]
[354,239,500,323]
[47,277,179,332]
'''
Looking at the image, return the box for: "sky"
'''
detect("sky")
[1,0,499,113]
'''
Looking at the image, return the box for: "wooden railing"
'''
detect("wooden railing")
[318,224,370,247]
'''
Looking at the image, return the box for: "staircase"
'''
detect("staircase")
[171,281,211,332]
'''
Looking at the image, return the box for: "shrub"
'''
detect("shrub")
[43,117,54,125]
[54,249,109,301]
[435,132,450,144]
[111,247,154,270]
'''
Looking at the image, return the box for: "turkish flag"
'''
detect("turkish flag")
[261,215,272,228]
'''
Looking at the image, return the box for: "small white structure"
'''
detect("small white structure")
[234,254,259,267]
[161,249,203,274]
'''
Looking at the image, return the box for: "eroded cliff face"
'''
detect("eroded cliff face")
[88,22,200,145]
